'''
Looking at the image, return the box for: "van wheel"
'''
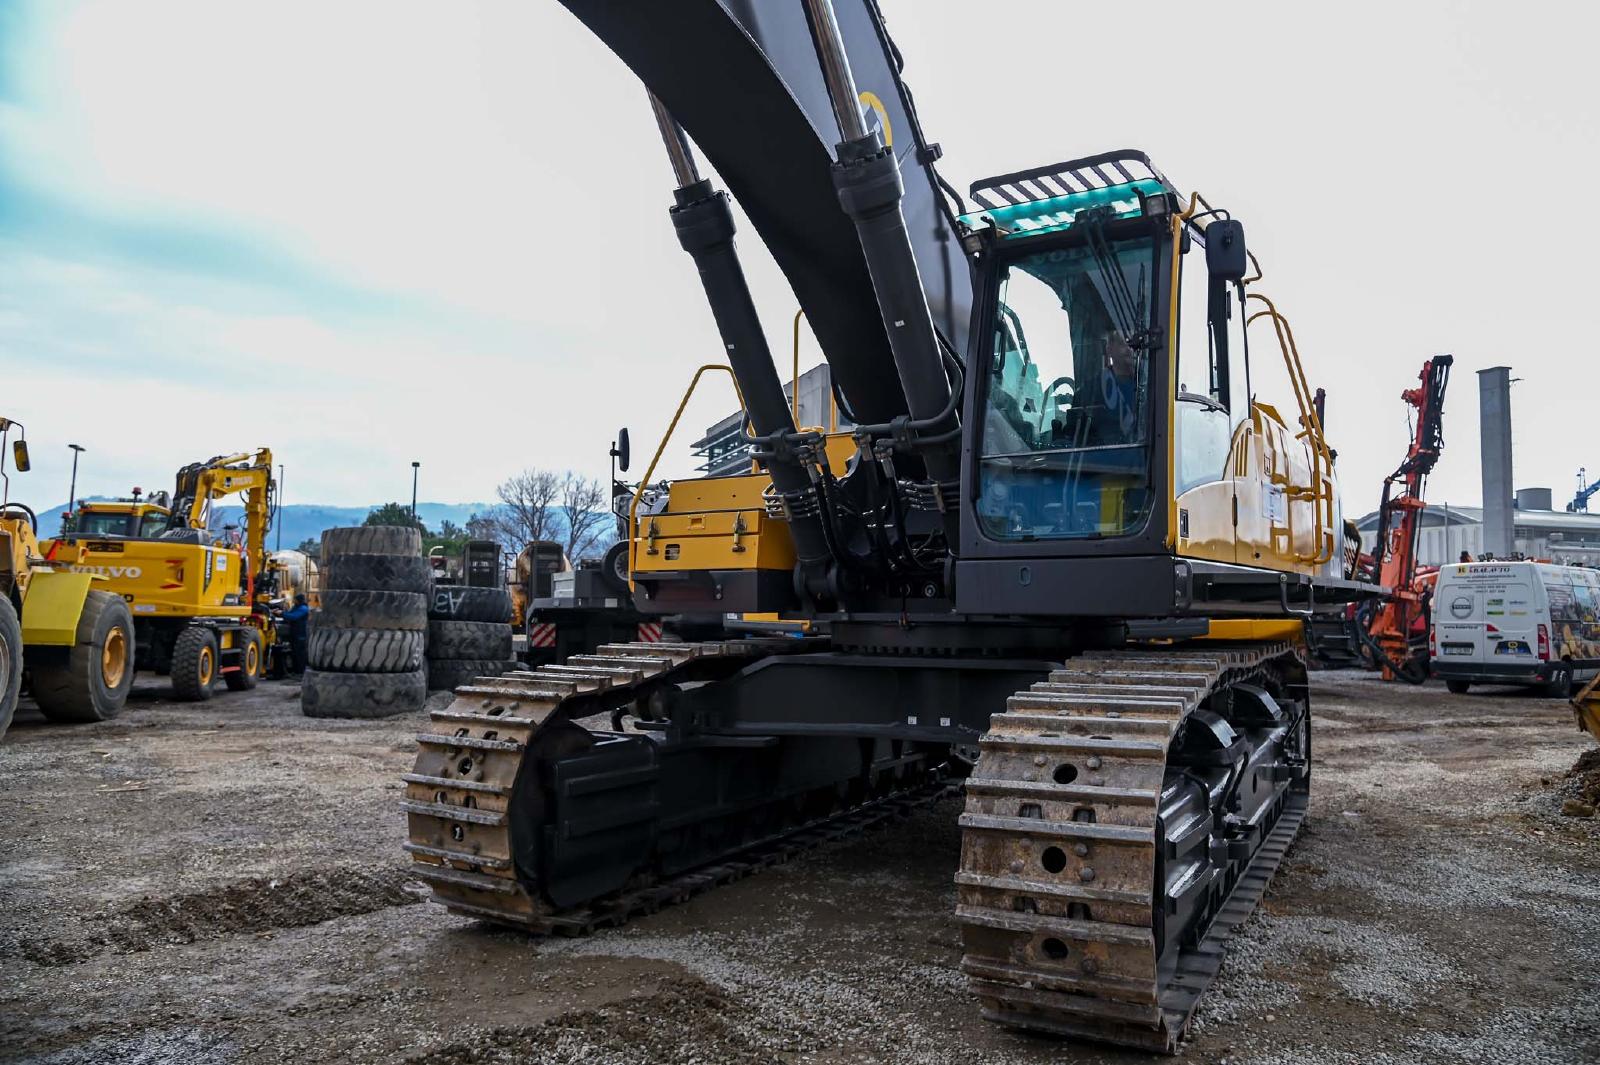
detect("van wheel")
[1540,665,1572,698]
[1445,679,1471,694]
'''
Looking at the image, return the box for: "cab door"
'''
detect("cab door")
[1172,223,1252,565]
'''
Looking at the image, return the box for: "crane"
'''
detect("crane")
[1363,355,1453,682]
[399,0,1377,1052]
[1569,467,1599,513]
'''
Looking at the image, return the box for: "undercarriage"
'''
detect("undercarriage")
[403,633,1309,1052]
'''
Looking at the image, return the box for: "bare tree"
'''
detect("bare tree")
[489,469,562,554]
[559,473,610,561]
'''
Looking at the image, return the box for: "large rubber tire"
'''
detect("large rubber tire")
[308,626,424,673]
[600,541,630,596]
[224,630,263,692]
[31,591,136,723]
[302,667,426,718]
[426,620,513,661]
[171,625,219,702]
[0,596,23,739]
[316,590,427,631]
[425,658,520,692]
[1444,679,1471,694]
[324,554,432,594]
[321,526,422,559]
[428,585,513,624]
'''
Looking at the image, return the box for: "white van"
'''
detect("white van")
[1431,561,1600,694]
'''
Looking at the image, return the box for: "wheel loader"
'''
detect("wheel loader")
[44,450,282,700]
[401,1,1376,1052]
[0,417,135,739]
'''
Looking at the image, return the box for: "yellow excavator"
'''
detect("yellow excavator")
[45,450,280,700]
[402,1,1376,1054]
[1,416,136,738]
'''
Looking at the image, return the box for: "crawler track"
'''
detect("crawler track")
[956,643,1308,1053]
[402,640,945,934]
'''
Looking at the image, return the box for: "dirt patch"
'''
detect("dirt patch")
[412,978,796,1065]
[8,867,424,967]
[1561,747,1600,807]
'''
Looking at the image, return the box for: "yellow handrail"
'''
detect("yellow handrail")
[627,364,745,591]
[1245,292,1336,566]
[791,309,804,426]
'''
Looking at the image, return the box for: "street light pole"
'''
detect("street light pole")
[276,463,285,552]
[411,462,421,525]
[65,444,85,533]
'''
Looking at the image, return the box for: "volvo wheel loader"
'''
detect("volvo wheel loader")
[402,1,1374,1052]
[0,417,136,739]
[45,450,282,700]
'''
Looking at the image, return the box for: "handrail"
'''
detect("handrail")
[627,364,745,591]
[791,309,804,426]
[1245,293,1336,565]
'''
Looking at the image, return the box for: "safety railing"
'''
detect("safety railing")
[1242,252,1336,566]
[627,364,745,591]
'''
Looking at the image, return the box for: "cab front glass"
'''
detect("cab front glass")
[975,227,1166,541]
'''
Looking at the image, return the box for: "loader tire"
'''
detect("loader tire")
[426,620,513,661]
[308,626,424,673]
[302,667,425,719]
[316,590,427,632]
[601,541,630,596]
[31,591,135,723]
[320,526,422,559]
[224,630,263,692]
[0,596,24,739]
[171,625,220,702]
[324,553,432,594]
[424,658,520,692]
[428,585,513,624]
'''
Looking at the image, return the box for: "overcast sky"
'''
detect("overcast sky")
[2,0,1594,517]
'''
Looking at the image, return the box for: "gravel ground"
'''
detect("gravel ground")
[1,668,1596,1064]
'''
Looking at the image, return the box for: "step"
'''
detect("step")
[402,842,511,870]
[399,799,508,827]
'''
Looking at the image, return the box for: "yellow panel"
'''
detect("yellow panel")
[636,508,794,572]
[1175,481,1234,565]
[668,474,771,512]
[43,539,251,619]
[19,570,94,646]
[1200,619,1305,644]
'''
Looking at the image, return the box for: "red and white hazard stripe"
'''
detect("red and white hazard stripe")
[528,622,556,648]
[636,621,663,643]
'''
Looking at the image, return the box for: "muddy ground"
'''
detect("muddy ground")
[2,668,1597,1065]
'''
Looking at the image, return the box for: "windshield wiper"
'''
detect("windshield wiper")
[1076,206,1153,350]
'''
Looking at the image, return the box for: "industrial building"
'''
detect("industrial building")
[1355,487,1600,567]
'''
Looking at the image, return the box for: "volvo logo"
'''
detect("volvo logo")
[69,564,143,580]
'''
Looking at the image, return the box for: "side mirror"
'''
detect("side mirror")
[614,428,631,473]
[1205,219,1248,282]
[12,440,30,472]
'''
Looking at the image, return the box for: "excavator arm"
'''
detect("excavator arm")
[169,449,276,600]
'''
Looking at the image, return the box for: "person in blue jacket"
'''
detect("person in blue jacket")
[282,594,311,675]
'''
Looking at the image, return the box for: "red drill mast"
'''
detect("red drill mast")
[1366,354,1453,681]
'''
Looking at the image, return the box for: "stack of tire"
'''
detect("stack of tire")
[304,527,430,718]
[425,581,517,692]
